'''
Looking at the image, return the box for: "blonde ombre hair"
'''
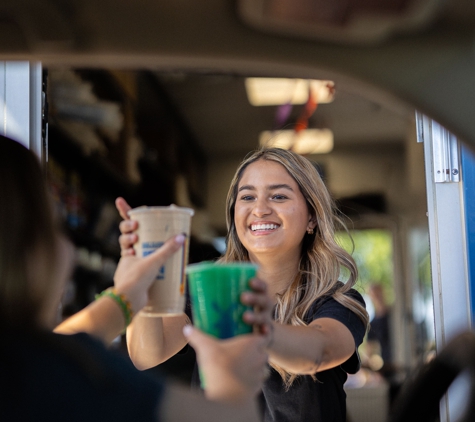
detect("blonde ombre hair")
[222,147,369,387]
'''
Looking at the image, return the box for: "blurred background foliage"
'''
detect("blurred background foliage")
[336,229,394,305]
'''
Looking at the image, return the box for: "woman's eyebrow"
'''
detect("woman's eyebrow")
[238,183,294,192]
[238,184,255,192]
[269,184,294,191]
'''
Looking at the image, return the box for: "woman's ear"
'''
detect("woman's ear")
[307,214,317,231]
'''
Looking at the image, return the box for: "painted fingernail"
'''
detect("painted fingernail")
[175,234,186,244]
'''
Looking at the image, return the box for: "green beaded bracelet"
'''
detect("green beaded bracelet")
[95,287,134,331]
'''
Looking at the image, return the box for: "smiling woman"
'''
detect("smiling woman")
[117,146,369,422]
[221,147,370,422]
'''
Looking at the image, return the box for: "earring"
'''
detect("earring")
[307,228,314,235]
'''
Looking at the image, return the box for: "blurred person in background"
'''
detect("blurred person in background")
[366,283,392,373]
[365,282,402,405]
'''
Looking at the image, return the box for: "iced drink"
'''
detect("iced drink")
[128,205,194,316]
[186,262,258,338]
[186,261,258,388]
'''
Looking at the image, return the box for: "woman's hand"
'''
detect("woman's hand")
[241,278,274,345]
[116,197,139,257]
[184,326,269,404]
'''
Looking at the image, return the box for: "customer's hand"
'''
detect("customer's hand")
[114,234,185,314]
[54,233,185,344]
[115,197,139,256]
[184,326,269,404]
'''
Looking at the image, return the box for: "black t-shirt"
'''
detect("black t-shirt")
[187,288,366,422]
[259,289,366,422]
[0,329,165,422]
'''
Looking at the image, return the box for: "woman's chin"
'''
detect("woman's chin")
[247,243,282,257]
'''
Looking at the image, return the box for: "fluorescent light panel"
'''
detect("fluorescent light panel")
[245,78,335,106]
[259,129,333,154]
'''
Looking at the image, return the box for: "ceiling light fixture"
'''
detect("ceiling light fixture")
[259,129,333,154]
[245,78,335,106]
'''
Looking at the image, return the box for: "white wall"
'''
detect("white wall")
[0,62,42,157]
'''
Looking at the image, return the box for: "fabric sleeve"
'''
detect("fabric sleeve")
[306,289,367,374]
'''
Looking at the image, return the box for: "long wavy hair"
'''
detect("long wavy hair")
[222,147,369,387]
[0,136,60,328]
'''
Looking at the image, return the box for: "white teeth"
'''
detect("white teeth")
[251,224,278,231]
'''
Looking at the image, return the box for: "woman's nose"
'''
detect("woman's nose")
[252,198,271,217]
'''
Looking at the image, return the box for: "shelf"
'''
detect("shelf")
[48,124,138,200]
[46,67,210,318]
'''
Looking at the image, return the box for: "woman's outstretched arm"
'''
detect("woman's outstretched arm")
[242,288,358,375]
[266,318,356,374]
[116,196,190,369]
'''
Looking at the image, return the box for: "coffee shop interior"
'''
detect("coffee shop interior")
[44,66,431,422]
[2,1,475,420]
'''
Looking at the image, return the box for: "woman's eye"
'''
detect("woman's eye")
[240,195,254,201]
[272,194,288,200]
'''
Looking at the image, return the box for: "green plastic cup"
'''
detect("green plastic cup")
[186,261,258,339]
[186,261,258,388]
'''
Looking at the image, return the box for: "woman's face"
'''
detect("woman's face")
[234,159,315,262]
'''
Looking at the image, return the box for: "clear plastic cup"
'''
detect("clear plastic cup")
[129,205,194,316]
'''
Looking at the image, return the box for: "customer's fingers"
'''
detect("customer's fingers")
[183,325,213,350]
[119,219,138,235]
[114,234,185,314]
[120,247,136,257]
[115,197,132,220]
[119,232,138,250]
[143,234,185,267]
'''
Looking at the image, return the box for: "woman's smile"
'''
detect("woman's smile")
[250,221,280,234]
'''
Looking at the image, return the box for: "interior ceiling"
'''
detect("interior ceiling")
[2,0,474,152]
[155,72,414,160]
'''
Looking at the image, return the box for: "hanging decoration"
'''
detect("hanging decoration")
[288,84,318,152]
[274,102,293,130]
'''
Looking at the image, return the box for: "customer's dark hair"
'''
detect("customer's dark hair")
[0,136,59,326]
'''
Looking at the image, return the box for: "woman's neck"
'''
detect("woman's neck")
[249,252,300,300]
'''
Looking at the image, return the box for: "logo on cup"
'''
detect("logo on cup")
[142,241,165,280]
[212,302,240,339]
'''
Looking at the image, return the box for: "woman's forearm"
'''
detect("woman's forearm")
[267,318,355,374]
[267,323,324,374]
[126,313,189,370]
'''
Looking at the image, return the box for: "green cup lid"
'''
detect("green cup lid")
[185,261,258,274]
